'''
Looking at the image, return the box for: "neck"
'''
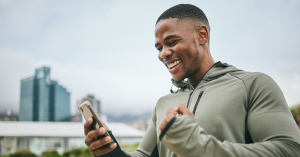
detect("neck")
[188,50,214,85]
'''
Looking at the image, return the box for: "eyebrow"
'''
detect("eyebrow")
[155,34,180,48]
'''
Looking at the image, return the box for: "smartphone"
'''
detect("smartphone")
[78,101,115,148]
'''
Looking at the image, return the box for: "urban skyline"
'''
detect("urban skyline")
[0,0,299,116]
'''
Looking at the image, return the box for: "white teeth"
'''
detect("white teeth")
[167,60,181,69]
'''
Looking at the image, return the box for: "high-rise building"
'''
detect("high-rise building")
[72,95,103,122]
[19,67,71,121]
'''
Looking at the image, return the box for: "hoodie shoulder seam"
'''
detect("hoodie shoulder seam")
[228,72,249,111]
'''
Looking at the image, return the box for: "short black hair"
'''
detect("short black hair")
[156,4,210,31]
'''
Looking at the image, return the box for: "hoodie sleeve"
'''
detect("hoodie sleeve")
[98,108,159,157]
[160,73,300,157]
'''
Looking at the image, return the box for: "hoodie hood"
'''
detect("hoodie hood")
[171,61,242,90]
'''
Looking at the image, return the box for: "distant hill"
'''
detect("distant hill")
[106,112,152,123]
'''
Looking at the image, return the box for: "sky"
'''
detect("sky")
[0,0,299,116]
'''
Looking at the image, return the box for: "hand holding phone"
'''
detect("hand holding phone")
[80,101,117,156]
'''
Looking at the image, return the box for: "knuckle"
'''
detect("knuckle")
[95,129,100,137]
[93,140,103,148]
[97,127,105,136]
[86,131,92,139]
[84,129,90,136]
[99,127,104,135]
[84,121,89,128]
[86,131,95,141]
[84,138,89,146]
[100,138,107,146]
[166,108,172,113]
[101,127,106,133]
[88,143,94,150]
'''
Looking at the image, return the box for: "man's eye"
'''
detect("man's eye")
[169,40,177,46]
[157,47,162,52]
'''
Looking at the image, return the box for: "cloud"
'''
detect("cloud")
[0,48,36,113]
[0,48,171,116]
[0,0,299,116]
[0,1,51,36]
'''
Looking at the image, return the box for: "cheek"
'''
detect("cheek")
[176,41,197,59]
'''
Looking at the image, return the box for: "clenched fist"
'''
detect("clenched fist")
[159,104,194,135]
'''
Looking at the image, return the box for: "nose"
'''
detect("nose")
[159,48,172,61]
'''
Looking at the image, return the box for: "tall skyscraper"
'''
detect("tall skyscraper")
[72,95,102,122]
[19,67,71,121]
[78,95,101,116]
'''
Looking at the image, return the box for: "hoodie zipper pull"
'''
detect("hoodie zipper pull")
[186,90,194,108]
[193,91,204,115]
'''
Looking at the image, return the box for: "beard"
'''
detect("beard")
[173,67,193,83]
[177,46,200,82]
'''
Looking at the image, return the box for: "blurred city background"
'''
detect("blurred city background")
[0,0,300,156]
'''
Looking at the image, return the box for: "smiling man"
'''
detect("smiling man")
[84,4,300,157]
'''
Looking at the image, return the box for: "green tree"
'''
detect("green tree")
[63,147,93,157]
[8,149,37,157]
[41,150,62,157]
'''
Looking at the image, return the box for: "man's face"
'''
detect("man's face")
[155,18,202,82]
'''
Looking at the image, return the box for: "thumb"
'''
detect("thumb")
[176,104,194,116]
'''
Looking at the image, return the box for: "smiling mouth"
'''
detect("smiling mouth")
[167,60,181,69]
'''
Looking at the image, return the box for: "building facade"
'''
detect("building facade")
[19,67,71,122]
[72,95,103,122]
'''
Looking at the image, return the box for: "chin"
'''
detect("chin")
[172,75,185,82]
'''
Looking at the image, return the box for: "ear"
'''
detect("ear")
[197,26,209,45]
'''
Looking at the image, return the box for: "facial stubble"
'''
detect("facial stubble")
[176,39,200,83]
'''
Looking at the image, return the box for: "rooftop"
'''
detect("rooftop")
[0,121,144,138]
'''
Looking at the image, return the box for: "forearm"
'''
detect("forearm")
[160,115,300,157]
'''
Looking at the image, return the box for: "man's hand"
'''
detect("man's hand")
[159,104,194,135]
[174,104,194,116]
[84,118,117,156]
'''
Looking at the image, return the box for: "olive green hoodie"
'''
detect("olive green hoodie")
[100,62,300,157]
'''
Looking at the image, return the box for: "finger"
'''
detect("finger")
[90,143,117,156]
[159,108,176,134]
[174,111,179,118]
[174,107,178,112]
[85,127,106,146]
[84,118,93,136]
[89,136,112,150]
[165,108,176,118]
[177,104,194,116]
[159,118,167,134]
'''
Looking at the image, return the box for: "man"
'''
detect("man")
[84,4,300,157]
